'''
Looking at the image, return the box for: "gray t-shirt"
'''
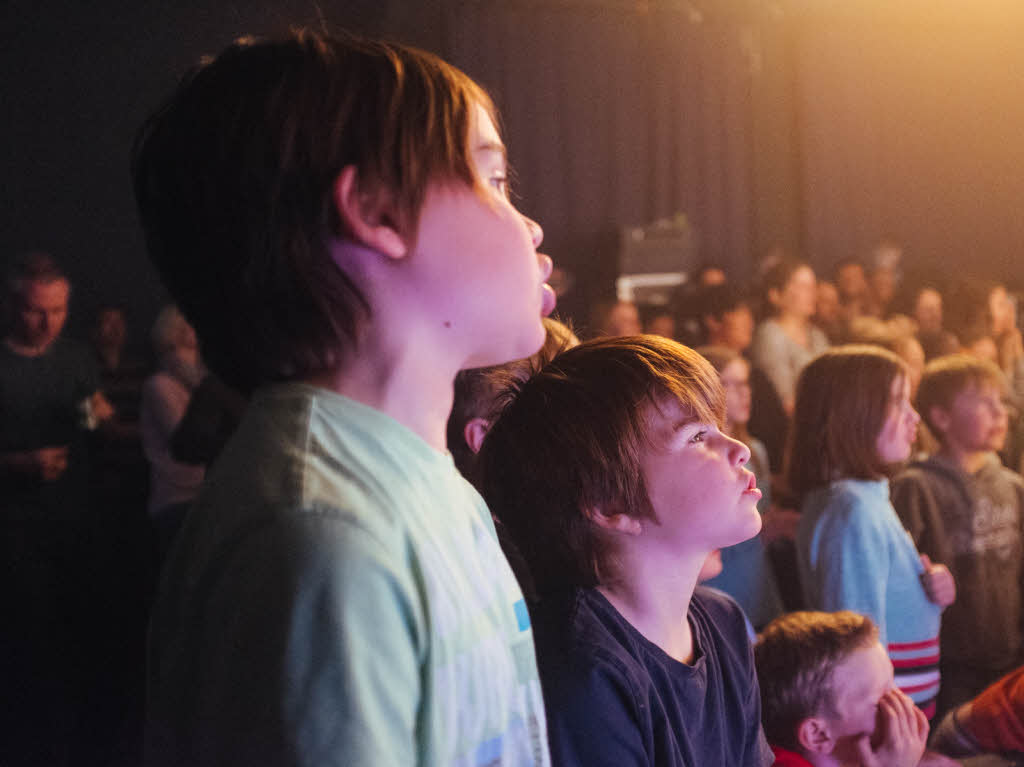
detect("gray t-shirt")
[750,319,829,407]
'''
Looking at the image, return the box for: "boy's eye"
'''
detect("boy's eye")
[689,430,707,444]
[489,174,510,200]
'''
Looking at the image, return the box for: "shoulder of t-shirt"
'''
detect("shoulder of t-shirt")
[993,461,1024,491]
[820,479,891,518]
[691,586,753,652]
[529,588,650,710]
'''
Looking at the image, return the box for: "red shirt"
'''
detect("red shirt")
[968,665,1024,752]
[770,744,814,766]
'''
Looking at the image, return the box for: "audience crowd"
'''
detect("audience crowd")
[4,27,1024,767]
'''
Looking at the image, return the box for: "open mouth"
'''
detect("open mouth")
[742,471,762,498]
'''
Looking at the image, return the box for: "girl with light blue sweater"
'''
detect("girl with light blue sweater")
[788,346,956,719]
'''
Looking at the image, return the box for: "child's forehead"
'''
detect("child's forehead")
[831,641,892,702]
[954,377,1005,401]
[471,103,505,156]
[644,396,703,433]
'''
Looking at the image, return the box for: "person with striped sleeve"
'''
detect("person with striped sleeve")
[788,347,956,718]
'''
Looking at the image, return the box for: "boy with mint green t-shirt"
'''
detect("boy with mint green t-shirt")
[133,30,555,766]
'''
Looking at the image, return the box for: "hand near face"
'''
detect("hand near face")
[919,555,957,608]
[916,749,961,767]
[854,689,927,767]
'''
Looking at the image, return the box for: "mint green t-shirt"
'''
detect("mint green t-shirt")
[145,384,550,766]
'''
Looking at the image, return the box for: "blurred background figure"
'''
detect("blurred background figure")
[812,279,844,343]
[751,260,828,415]
[867,240,904,318]
[908,284,960,360]
[641,302,677,339]
[834,258,870,323]
[140,305,205,558]
[88,303,148,515]
[588,298,642,337]
[0,252,117,766]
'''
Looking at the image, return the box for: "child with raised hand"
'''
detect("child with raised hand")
[892,354,1024,715]
[789,346,956,719]
[479,335,773,766]
[133,29,554,766]
[755,610,929,767]
[697,345,788,630]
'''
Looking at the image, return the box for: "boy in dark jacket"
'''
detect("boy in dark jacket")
[892,354,1024,716]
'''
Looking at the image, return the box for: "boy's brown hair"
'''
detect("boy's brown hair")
[786,345,907,498]
[447,317,578,482]
[478,335,724,594]
[915,353,1007,437]
[755,611,878,752]
[132,30,494,392]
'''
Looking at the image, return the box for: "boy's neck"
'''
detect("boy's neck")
[308,331,457,453]
[597,550,704,664]
[936,444,990,475]
[315,240,481,452]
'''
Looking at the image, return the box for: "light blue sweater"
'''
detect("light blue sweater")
[797,478,941,708]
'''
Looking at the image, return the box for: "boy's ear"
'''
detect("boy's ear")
[464,417,492,455]
[928,405,951,435]
[585,506,643,536]
[796,716,836,756]
[332,165,408,260]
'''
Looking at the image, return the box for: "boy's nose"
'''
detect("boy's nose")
[724,433,751,467]
[524,215,543,249]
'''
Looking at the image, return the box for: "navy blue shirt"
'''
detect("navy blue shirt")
[531,585,773,767]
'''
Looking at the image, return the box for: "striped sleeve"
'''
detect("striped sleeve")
[889,636,940,718]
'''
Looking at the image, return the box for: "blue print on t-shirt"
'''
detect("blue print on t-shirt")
[513,599,531,632]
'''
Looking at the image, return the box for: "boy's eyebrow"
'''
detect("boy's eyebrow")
[671,417,700,433]
[475,141,507,160]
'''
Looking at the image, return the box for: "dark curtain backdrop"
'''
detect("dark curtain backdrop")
[443,1,768,313]
[4,0,1024,346]
[791,3,1024,285]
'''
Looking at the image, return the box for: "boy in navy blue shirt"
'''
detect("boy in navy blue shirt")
[479,335,773,766]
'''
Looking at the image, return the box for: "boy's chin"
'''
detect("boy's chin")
[464,322,546,369]
[988,432,1008,451]
[719,510,762,549]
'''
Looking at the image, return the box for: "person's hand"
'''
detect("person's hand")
[854,689,927,767]
[91,391,115,423]
[761,505,800,543]
[22,446,70,481]
[916,749,960,766]
[920,554,957,608]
